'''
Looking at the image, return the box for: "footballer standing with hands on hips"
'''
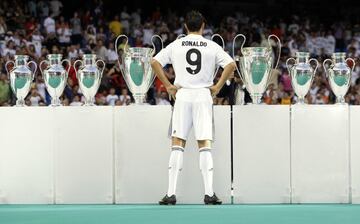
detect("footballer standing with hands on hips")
[151,10,236,205]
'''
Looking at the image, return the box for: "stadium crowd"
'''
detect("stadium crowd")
[0,0,360,106]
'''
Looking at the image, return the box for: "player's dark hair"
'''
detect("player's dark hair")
[185,11,206,32]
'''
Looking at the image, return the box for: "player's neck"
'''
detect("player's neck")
[187,32,202,36]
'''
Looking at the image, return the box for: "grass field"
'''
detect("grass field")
[1,204,360,224]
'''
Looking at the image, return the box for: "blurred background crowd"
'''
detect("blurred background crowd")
[1,0,360,106]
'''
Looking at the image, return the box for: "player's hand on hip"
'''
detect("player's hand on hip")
[209,85,220,97]
[166,84,178,101]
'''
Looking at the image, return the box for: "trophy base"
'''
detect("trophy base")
[83,97,96,106]
[336,97,347,105]
[14,104,27,107]
[83,103,96,106]
[133,94,146,105]
[250,95,263,104]
[15,99,26,107]
[50,98,62,107]
[296,98,306,105]
[49,104,63,107]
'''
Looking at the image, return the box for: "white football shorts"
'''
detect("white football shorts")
[171,88,213,141]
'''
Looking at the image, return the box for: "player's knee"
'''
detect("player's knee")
[172,137,186,148]
[197,140,212,149]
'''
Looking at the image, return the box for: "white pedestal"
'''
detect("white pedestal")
[114,106,231,204]
[291,105,350,203]
[233,105,291,203]
[350,106,360,203]
[0,107,54,204]
[53,106,114,204]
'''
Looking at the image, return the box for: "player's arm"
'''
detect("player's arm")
[151,43,178,100]
[210,56,236,97]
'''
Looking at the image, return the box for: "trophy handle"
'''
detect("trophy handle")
[345,58,355,90]
[115,34,129,72]
[39,60,49,75]
[115,34,129,55]
[5,60,15,78]
[27,61,38,80]
[151,34,164,56]
[176,34,186,40]
[232,34,247,85]
[309,58,319,73]
[268,34,281,69]
[346,58,356,72]
[285,58,296,71]
[211,34,225,80]
[61,59,71,86]
[96,60,106,78]
[95,59,105,91]
[74,60,83,79]
[61,59,72,75]
[211,34,225,49]
[322,59,333,78]
[308,58,319,88]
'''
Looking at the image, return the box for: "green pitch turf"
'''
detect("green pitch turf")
[1,204,360,224]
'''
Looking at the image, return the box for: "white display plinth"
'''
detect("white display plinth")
[232,105,291,204]
[0,107,54,204]
[291,105,350,203]
[350,106,360,203]
[114,106,231,204]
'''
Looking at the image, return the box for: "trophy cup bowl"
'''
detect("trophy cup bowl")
[115,34,163,104]
[5,55,37,106]
[286,52,319,104]
[74,54,105,106]
[40,54,70,106]
[233,34,281,104]
[323,52,355,104]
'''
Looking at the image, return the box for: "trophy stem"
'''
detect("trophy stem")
[83,97,96,106]
[50,98,62,106]
[297,97,305,104]
[336,97,347,105]
[251,95,262,104]
[133,94,146,105]
[15,98,26,107]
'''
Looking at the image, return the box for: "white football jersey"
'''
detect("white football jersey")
[154,34,234,88]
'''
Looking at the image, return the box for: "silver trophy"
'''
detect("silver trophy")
[232,34,281,104]
[323,53,355,104]
[40,54,70,106]
[5,55,37,106]
[115,34,163,104]
[74,54,105,106]
[286,52,319,104]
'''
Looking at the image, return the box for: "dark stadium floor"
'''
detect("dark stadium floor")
[1,204,360,224]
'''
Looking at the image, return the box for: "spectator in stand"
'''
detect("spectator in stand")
[57,16,71,47]
[28,88,45,106]
[119,88,131,105]
[70,95,83,106]
[70,12,82,45]
[44,15,56,35]
[0,73,10,106]
[109,15,122,36]
[156,91,170,105]
[0,0,359,106]
[95,39,107,61]
[106,87,119,106]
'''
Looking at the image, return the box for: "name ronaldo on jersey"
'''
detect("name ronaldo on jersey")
[182,40,208,47]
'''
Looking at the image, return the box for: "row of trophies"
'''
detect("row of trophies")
[4,34,355,106]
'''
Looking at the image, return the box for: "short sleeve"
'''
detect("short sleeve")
[215,46,234,68]
[154,43,173,67]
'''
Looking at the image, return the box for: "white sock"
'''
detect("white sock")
[167,146,184,196]
[199,148,214,196]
